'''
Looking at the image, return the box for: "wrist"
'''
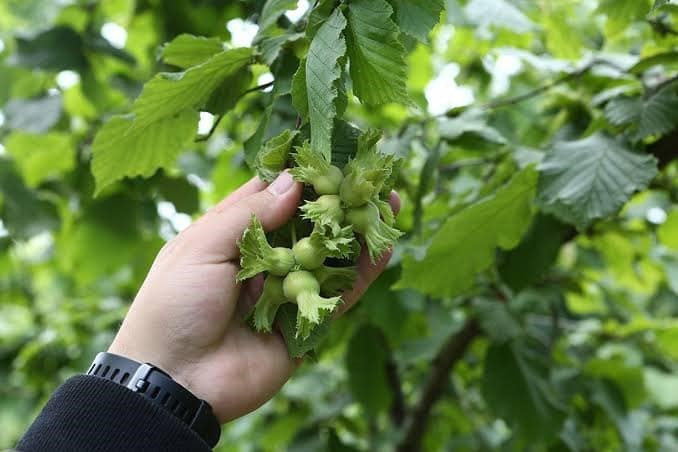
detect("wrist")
[87,351,221,447]
[107,339,196,397]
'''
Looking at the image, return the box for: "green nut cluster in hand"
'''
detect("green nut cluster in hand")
[237,129,402,342]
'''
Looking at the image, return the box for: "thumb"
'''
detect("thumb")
[184,171,303,262]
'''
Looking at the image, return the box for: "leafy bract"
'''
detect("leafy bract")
[277,303,330,357]
[254,129,298,181]
[396,167,538,298]
[314,265,357,296]
[345,0,409,106]
[91,111,198,194]
[131,47,252,131]
[236,215,276,280]
[295,291,341,339]
[299,8,347,161]
[160,34,224,68]
[340,130,395,207]
[251,276,286,333]
[388,0,444,42]
[537,133,658,229]
[289,141,333,186]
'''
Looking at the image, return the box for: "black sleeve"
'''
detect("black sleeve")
[17,375,215,452]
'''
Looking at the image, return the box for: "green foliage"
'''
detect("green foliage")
[537,133,658,229]
[398,167,537,298]
[2,0,678,450]
[294,8,347,160]
[345,0,409,105]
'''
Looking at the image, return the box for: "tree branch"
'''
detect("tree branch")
[195,81,275,142]
[397,319,481,452]
[386,355,406,426]
[480,58,628,111]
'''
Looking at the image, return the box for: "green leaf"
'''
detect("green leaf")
[397,167,538,298]
[345,0,409,106]
[629,51,678,74]
[57,194,158,285]
[598,0,651,35]
[12,26,87,71]
[346,325,392,417]
[331,120,361,168]
[251,276,287,333]
[254,129,298,181]
[659,210,678,250]
[482,342,565,442]
[131,47,252,131]
[276,303,331,357]
[586,357,646,408]
[463,0,534,33]
[652,0,677,11]
[91,111,199,194]
[605,86,678,140]
[498,214,573,292]
[537,133,658,229]
[205,68,253,115]
[473,299,523,344]
[645,368,678,410]
[307,0,336,38]
[388,0,444,42]
[3,95,62,133]
[301,8,347,160]
[0,159,59,239]
[160,34,224,68]
[295,291,340,339]
[258,0,298,31]
[156,176,200,214]
[257,28,306,66]
[4,132,75,188]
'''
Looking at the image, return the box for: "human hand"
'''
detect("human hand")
[108,171,400,423]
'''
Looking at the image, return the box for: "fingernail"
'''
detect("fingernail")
[267,171,294,195]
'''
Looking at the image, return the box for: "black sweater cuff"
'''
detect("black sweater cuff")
[17,375,215,452]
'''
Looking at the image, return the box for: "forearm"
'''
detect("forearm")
[17,375,213,452]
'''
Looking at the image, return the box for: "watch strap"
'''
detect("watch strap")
[87,352,220,448]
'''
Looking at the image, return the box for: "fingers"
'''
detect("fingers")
[210,177,268,214]
[184,171,303,263]
[336,190,401,315]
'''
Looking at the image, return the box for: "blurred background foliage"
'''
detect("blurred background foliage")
[1,0,678,450]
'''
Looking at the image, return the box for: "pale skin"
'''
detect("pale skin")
[109,171,400,423]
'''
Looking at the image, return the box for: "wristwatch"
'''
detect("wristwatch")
[86,352,220,447]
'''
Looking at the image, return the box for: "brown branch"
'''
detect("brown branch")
[396,319,481,452]
[386,356,406,426]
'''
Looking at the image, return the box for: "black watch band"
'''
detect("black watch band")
[86,352,220,448]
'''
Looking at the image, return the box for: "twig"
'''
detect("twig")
[195,81,275,142]
[396,319,480,452]
[439,156,497,174]
[374,329,406,426]
[480,58,627,111]
[411,142,441,237]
